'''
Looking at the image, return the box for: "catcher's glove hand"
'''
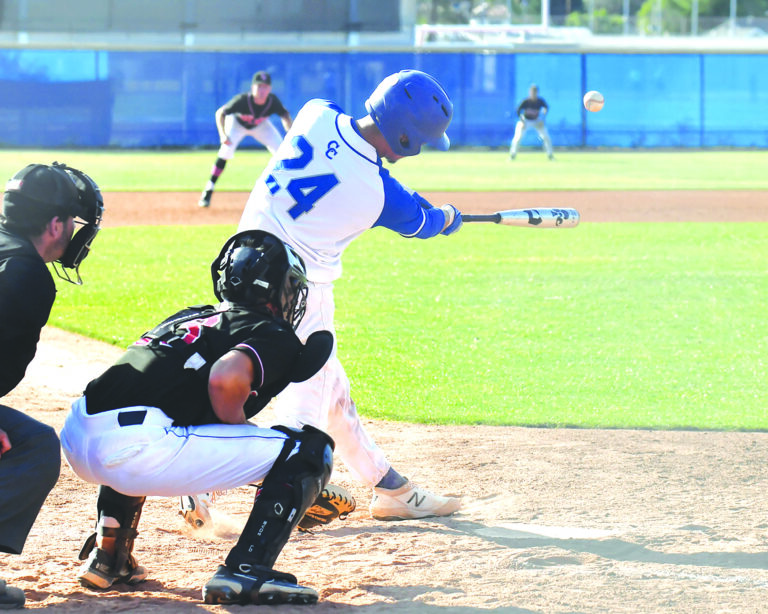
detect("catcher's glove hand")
[297,483,356,532]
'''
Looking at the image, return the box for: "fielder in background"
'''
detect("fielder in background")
[235,69,463,522]
[198,71,293,208]
[509,84,554,160]
[61,230,337,606]
[0,162,104,609]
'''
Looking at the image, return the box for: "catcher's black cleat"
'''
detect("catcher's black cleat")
[202,564,318,606]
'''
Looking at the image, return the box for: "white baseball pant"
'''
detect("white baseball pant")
[509,118,553,157]
[218,114,285,159]
[270,281,391,488]
[61,397,288,497]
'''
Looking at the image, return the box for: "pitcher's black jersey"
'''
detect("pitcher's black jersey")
[84,303,303,426]
[223,93,289,129]
[517,97,548,120]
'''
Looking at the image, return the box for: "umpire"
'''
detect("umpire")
[0,162,104,608]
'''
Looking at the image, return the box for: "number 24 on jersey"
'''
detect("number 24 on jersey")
[265,136,340,219]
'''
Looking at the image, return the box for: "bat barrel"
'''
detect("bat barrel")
[497,208,579,228]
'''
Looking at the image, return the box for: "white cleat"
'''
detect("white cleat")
[179,494,213,529]
[370,481,461,521]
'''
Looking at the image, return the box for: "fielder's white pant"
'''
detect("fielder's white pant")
[509,119,553,157]
[61,397,289,497]
[271,281,390,488]
[218,114,284,159]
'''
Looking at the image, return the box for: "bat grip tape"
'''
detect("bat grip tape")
[462,213,501,223]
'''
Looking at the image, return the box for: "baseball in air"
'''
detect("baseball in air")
[583,90,604,112]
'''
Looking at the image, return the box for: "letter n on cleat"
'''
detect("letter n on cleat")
[407,493,425,507]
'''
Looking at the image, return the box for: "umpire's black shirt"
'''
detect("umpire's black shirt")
[0,227,57,397]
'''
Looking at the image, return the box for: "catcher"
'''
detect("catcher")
[60,230,342,605]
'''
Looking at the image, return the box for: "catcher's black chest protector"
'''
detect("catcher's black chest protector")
[84,304,303,425]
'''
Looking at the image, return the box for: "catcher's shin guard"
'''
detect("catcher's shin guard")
[225,425,334,571]
[77,486,147,590]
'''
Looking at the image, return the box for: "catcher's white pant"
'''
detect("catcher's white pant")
[218,114,284,159]
[509,118,553,157]
[270,281,390,488]
[61,397,288,497]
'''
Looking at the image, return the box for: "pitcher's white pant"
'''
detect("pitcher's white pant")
[271,281,390,488]
[509,118,553,157]
[218,114,284,159]
[61,397,288,497]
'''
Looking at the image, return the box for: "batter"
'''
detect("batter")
[237,69,463,521]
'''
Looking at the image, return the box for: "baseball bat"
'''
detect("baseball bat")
[462,208,580,228]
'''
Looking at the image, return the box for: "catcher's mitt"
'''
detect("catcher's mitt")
[297,483,356,532]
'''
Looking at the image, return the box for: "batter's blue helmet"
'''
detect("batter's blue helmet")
[365,70,453,157]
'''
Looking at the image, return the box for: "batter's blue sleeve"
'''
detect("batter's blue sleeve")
[373,168,446,239]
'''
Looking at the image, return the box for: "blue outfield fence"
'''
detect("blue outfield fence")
[1,48,767,149]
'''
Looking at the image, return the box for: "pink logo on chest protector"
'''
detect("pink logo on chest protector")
[178,314,222,344]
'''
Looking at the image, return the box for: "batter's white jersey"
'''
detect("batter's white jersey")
[237,99,450,487]
[238,99,447,283]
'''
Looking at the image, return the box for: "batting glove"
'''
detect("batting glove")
[441,204,463,236]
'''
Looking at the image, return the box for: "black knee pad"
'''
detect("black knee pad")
[270,424,335,482]
[226,425,334,571]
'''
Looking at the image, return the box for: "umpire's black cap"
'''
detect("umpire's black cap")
[1,163,81,232]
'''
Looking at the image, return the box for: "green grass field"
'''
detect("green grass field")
[5,149,767,430]
[1,148,767,191]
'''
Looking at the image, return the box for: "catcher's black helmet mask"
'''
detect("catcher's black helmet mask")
[211,230,308,330]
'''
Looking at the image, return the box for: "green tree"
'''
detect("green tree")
[418,0,768,31]
[636,0,768,33]
[566,7,627,31]
[417,0,546,24]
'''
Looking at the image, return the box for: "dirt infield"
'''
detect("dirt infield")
[104,189,768,226]
[4,190,768,613]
